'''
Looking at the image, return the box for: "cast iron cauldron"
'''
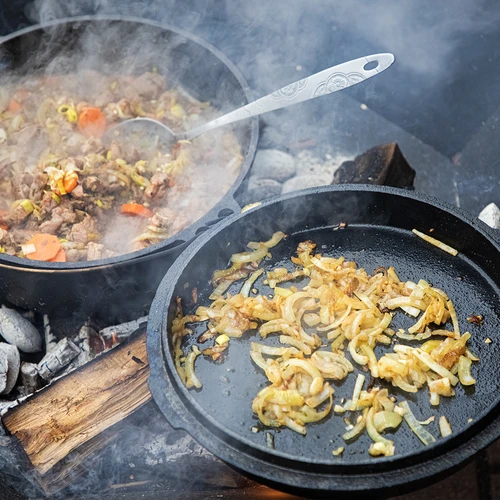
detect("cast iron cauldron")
[0,15,258,320]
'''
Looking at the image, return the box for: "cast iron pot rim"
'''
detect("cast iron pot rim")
[147,184,500,490]
[0,14,259,270]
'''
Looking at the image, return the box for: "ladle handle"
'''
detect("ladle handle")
[181,53,395,141]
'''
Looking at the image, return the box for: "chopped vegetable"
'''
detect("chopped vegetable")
[412,229,458,256]
[7,99,21,113]
[457,356,476,386]
[400,401,436,446]
[63,171,78,194]
[57,103,78,123]
[49,248,67,262]
[121,203,153,218]
[24,234,61,261]
[78,107,107,137]
[439,416,452,437]
[215,334,230,345]
[332,446,344,456]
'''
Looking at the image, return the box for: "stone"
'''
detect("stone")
[479,203,500,229]
[281,174,332,194]
[0,306,42,353]
[246,176,283,202]
[0,344,20,394]
[251,149,296,182]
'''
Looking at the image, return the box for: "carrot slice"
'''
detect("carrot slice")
[0,223,7,231]
[121,203,153,218]
[25,234,61,261]
[7,99,21,113]
[63,173,78,194]
[48,248,67,262]
[78,107,107,138]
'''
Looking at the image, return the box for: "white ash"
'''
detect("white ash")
[0,306,42,353]
[0,344,20,395]
[20,362,41,396]
[43,314,57,354]
[38,338,80,381]
[143,434,213,467]
[292,149,351,183]
[479,203,500,229]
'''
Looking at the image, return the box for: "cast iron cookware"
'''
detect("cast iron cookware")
[0,16,258,319]
[147,185,500,496]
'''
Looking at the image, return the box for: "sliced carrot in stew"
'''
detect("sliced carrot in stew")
[78,107,107,138]
[48,248,67,262]
[0,223,7,231]
[63,173,78,194]
[120,203,153,218]
[13,88,30,102]
[7,99,21,113]
[25,234,61,261]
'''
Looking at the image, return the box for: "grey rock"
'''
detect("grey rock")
[246,176,282,202]
[0,344,20,394]
[479,203,500,229]
[0,306,42,353]
[282,174,332,194]
[252,149,296,182]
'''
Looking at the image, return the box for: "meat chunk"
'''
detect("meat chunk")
[71,184,85,198]
[145,172,170,200]
[39,203,77,234]
[81,137,104,155]
[83,176,104,194]
[70,215,99,244]
[87,242,117,261]
[131,72,165,98]
[39,212,63,234]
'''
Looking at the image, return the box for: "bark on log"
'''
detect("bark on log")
[3,333,150,475]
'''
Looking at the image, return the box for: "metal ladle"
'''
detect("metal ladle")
[103,53,395,146]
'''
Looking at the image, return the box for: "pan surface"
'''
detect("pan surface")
[147,185,500,492]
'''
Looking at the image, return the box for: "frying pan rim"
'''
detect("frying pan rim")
[0,14,259,270]
[147,184,500,473]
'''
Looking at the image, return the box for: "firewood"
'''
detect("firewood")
[332,143,416,188]
[3,333,150,475]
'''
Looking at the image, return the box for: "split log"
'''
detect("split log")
[333,143,416,188]
[3,332,150,475]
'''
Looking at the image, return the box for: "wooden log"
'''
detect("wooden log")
[3,332,150,475]
[332,143,416,188]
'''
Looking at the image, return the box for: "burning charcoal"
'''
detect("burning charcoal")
[38,338,80,381]
[251,149,296,182]
[332,143,416,188]
[99,316,147,347]
[0,344,20,395]
[20,362,41,395]
[0,306,42,353]
[43,314,57,353]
